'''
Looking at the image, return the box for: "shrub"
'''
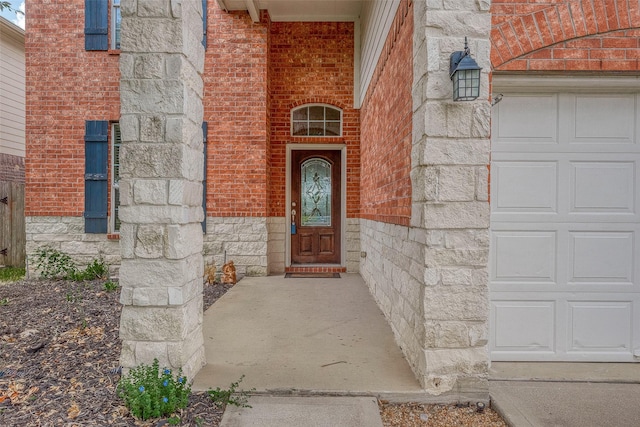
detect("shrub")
[117,359,191,421]
[32,246,77,279]
[32,247,109,281]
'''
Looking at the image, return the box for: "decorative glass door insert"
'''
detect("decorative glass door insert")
[301,158,331,227]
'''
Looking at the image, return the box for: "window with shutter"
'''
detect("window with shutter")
[85,0,108,51]
[111,123,121,233]
[84,121,109,233]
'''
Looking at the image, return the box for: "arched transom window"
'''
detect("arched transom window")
[291,104,342,137]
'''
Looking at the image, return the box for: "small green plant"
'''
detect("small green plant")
[73,258,109,281]
[117,359,191,421]
[0,298,9,306]
[103,280,119,292]
[207,375,254,409]
[32,246,77,279]
[0,267,25,283]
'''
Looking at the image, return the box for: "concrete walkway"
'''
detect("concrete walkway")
[490,362,640,427]
[192,274,422,396]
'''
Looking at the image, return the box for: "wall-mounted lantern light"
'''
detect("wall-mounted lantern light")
[449,37,482,101]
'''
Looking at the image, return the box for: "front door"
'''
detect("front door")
[291,150,341,264]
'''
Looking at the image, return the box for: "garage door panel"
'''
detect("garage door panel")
[569,232,634,285]
[491,300,556,353]
[571,161,635,213]
[492,161,558,213]
[568,301,633,355]
[492,94,558,148]
[490,88,640,362]
[565,94,636,144]
[491,231,557,284]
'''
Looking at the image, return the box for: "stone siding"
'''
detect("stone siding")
[410,0,491,397]
[203,216,268,276]
[345,218,361,273]
[25,216,121,277]
[267,217,285,275]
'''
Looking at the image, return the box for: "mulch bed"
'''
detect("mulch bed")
[0,278,233,426]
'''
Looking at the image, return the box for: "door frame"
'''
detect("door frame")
[286,144,347,268]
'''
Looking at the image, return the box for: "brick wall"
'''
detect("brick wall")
[25,0,120,217]
[492,0,640,71]
[204,7,270,217]
[360,0,412,227]
[268,21,359,218]
[0,153,25,183]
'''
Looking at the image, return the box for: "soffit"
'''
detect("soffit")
[216,0,363,22]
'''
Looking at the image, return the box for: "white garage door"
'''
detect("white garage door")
[490,80,640,362]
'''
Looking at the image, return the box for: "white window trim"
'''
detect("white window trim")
[111,0,121,50]
[290,104,343,137]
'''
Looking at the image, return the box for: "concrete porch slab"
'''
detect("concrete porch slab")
[191,274,423,396]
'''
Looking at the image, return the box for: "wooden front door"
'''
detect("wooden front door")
[291,150,341,264]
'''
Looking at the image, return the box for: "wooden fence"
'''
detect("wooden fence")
[0,181,25,267]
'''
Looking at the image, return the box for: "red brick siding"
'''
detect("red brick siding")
[204,7,270,217]
[268,21,360,218]
[492,0,640,71]
[0,153,25,183]
[25,0,120,217]
[359,0,412,226]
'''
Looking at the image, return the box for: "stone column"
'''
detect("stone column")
[118,0,205,379]
[412,0,492,395]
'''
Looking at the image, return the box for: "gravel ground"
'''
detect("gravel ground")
[1,275,506,426]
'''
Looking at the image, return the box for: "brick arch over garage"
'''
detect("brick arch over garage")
[491,0,640,71]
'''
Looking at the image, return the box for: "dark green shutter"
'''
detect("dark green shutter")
[202,0,208,49]
[84,121,109,233]
[85,0,108,51]
[202,122,208,233]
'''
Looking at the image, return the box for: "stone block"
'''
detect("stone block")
[424,101,447,136]
[120,223,136,259]
[423,201,489,229]
[423,286,488,321]
[119,205,202,224]
[168,180,202,206]
[438,166,475,201]
[132,287,169,305]
[133,54,164,79]
[167,327,205,370]
[441,267,473,286]
[140,115,166,142]
[138,0,170,17]
[476,165,489,201]
[421,138,490,166]
[119,255,202,289]
[120,143,183,178]
[121,18,183,53]
[134,179,167,205]
[135,224,164,259]
[134,341,170,368]
[166,224,203,259]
